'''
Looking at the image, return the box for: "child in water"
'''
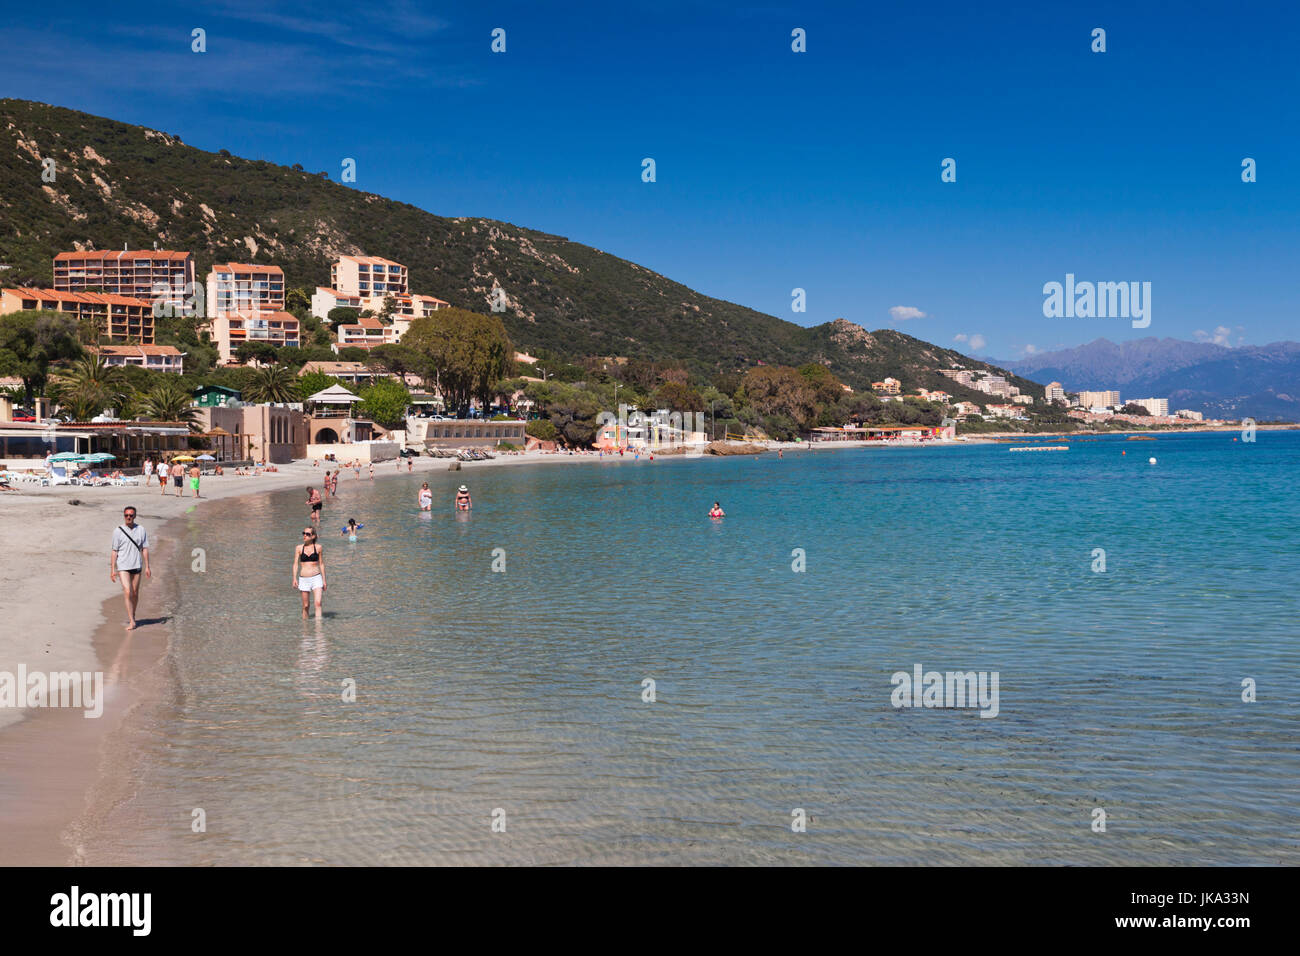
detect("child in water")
[340,518,363,541]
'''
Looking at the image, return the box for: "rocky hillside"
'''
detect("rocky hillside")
[0,98,1035,396]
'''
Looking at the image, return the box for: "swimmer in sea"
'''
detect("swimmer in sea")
[418,482,433,511]
[306,486,323,523]
[341,518,362,541]
[454,485,472,511]
[708,501,725,518]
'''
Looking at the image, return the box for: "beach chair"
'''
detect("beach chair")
[43,466,80,487]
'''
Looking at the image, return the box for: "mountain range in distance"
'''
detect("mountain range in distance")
[994,337,1300,420]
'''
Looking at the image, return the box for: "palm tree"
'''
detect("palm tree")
[244,363,300,404]
[139,379,201,429]
[48,352,129,420]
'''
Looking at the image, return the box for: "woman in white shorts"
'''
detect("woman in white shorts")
[292,526,326,619]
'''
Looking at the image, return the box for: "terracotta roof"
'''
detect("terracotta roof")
[54,250,192,262]
[316,287,361,301]
[211,263,284,275]
[339,255,404,267]
[91,344,185,357]
[4,287,155,307]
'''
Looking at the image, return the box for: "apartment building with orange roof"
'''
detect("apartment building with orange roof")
[331,255,408,297]
[53,249,194,304]
[206,262,285,317]
[90,344,186,374]
[209,309,301,363]
[0,288,156,343]
[336,316,398,349]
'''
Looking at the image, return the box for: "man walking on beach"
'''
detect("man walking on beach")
[188,462,201,498]
[110,507,150,630]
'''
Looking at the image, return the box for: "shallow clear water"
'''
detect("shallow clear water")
[85,435,1300,864]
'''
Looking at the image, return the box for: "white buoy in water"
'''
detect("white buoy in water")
[1149,457,1157,465]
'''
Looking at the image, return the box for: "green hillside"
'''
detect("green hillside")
[0,98,1035,397]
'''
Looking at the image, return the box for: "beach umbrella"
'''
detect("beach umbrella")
[172,455,197,462]
[82,453,116,462]
[49,452,81,461]
[196,454,216,461]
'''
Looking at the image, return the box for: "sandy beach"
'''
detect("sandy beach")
[0,449,634,864]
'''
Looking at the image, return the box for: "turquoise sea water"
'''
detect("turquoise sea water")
[83,434,1299,864]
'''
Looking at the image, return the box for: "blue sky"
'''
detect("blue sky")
[3,0,1296,358]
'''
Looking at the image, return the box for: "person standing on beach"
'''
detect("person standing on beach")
[368,462,374,480]
[407,457,413,473]
[353,461,360,480]
[292,527,326,619]
[110,506,150,630]
[307,486,323,523]
[159,458,170,495]
[171,459,185,495]
[142,457,154,485]
[188,463,201,498]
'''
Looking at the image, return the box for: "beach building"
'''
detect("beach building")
[331,256,408,298]
[406,417,527,452]
[90,344,185,373]
[53,249,195,304]
[808,425,945,442]
[1012,394,1034,404]
[0,415,193,469]
[208,310,301,363]
[1176,409,1204,421]
[302,384,383,452]
[1132,397,1169,417]
[952,401,982,418]
[1045,382,1067,404]
[196,404,307,463]
[206,263,285,317]
[193,385,242,408]
[1,288,157,343]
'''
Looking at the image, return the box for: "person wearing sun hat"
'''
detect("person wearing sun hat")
[454,485,472,511]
